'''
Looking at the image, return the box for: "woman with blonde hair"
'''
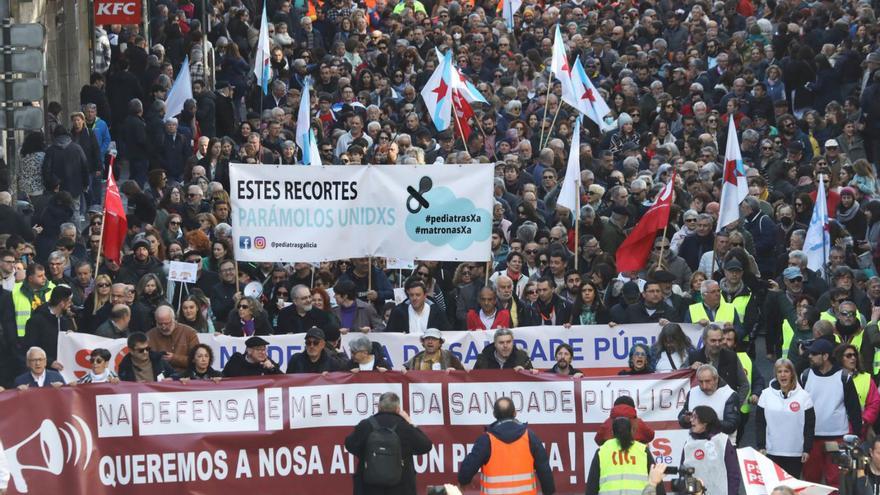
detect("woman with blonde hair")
[80,274,113,331]
[852,159,879,199]
[756,358,815,477]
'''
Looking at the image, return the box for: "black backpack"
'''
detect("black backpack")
[362,417,403,486]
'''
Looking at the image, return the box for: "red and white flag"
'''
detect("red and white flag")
[551,25,578,111]
[738,447,834,495]
[101,158,127,264]
[615,174,676,272]
[716,117,749,232]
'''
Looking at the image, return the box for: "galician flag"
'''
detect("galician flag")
[500,0,523,31]
[805,174,830,272]
[716,117,749,232]
[296,79,321,166]
[420,49,454,132]
[164,56,192,121]
[557,116,582,213]
[573,59,611,127]
[551,25,578,112]
[438,47,487,105]
[253,0,272,95]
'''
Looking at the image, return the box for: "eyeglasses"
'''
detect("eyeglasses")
[839,310,855,317]
[632,351,648,357]
[305,339,322,347]
[526,290,536,295]
[133,347,150,354]
[525,249,537,254]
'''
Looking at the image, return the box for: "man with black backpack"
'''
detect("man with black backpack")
[344,391,433,495]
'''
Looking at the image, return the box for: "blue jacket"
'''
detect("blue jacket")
[89,117,112,158]
[14,369,65,388]
[458,419,556,494]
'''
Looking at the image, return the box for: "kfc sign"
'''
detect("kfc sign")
[94,0,142,25]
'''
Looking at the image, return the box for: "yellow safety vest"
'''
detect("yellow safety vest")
[597,439,648,495]
[11,281,54,338]
[782,319,795,356]
[688,300,736,325]
[854,372,871,408]
[738,352,753,414]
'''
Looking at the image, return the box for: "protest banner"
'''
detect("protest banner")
[229,163,494,262]
[737,447,835,495]
[56,324,704,382]
[0,370,692,495]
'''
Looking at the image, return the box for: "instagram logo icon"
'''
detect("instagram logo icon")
[254,236,267,249]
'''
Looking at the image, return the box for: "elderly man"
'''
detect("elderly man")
[495,275,539,327]
[688,323,749,404]
[474,328,535,370]
[467,286,511,330]
[14,347,65,389]
[686,280,734,326]
[277,284,340,338]
[160,117,192,183]
[403,328,465,371]
[286,327,345,374]
[223,336,284,377]
[95,304,132,339]
[677,364,739,436]
[146,305,199,373]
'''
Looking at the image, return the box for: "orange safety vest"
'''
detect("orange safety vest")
[481,431,538,495]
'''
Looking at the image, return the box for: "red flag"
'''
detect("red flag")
[615,174,676,272]
[452,89,473,142]
[101,159,127,264]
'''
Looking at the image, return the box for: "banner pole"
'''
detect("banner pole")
[453,104,468,153]
[485,260,491,286]
[368,257,372,292]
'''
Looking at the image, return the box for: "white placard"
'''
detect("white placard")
[168,261,198,283]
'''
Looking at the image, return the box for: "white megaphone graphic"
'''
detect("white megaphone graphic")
[4,415,93,493]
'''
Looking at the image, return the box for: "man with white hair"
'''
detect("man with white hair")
[678,364,739,435]
[14,347,65,389]
[146,305,199,373]
[160,117,192,183]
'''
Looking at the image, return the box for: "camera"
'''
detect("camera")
[665,466,704,494]
[426,486,447,495]
[829,435,869,470]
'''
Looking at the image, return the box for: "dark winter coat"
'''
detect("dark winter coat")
[344,411,433,495]
[41,135,91,197]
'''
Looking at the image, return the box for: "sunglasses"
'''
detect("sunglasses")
[843,353,858,358]
[526,290,536,295]
[839,311,855,317]
[305,339,322,346]
[170,221,181,225]
[97,283,110,288]
[238,304,250,310]
[133,347,150,354]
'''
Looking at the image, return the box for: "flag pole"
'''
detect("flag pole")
[542,104,563,150]
[657,223,669,270]
[538,75,553,151]
[94,156,115,313]
[453,103,469,153]
[368,257,373,292]
[574,183,580,272]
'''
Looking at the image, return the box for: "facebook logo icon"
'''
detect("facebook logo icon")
[239,236,252,249]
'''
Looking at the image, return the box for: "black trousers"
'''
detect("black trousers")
[768,454,803,478]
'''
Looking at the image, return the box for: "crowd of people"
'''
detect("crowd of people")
[2,0,880,492]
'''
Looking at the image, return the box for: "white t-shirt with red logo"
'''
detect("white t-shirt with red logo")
[757,381,814,457]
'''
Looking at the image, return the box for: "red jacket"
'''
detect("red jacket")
[466,308,512,330]
[594,404,656,445]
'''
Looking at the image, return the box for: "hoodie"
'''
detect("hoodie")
[594,404,656,445]
[458,419,555,494]
[41,133,91,196]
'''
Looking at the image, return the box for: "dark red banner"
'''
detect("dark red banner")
[94,0,142,25]
[0,370,692,494]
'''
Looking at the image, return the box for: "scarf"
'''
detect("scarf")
[837,200,861,223]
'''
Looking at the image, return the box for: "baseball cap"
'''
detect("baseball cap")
[806,339,833,355]
[422,328,443,340]
[305,327,325,341]
[782,267,803,280]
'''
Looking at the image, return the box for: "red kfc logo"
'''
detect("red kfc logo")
[94,0,142,24]
[789,401,800,412]
[694,449,705,460]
